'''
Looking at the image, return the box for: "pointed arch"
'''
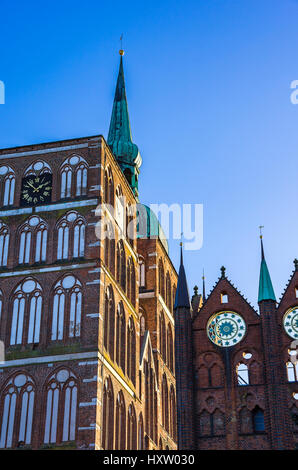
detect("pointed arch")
[0,373,35,448]
[252,406,265,433]
[167,324,174,372]
[169,385,177,441]
[104,221,115,275]
[60,155,88,199]
[239,406,253,434]
[162,374,169,432]
[0,220,9,267]
[102,377,114,449]
[127,403,137,450]
[138,413,144,450]
[236,363,250,386]
[115,391,126,450]
[166,271,172,310]
[104,166,114,207]
[158,259,165,300]
[139,256,146,288]
[10,278,43,346]
[127,317,136,385]
[56,211,86,261]
[104,285,115,360]
[127,257,136,306]
[18,216,48,265]
[44,368,78,444]
[116,240,126,292]
[116,302,126,372]
[287,361,298,382]
[51,275,82,341]
[0,165,15,207]
[159,311,166,361]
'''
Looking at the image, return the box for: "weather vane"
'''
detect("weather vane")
[119,34,124,56]
[259,225,264,239]
[180,232,183,247]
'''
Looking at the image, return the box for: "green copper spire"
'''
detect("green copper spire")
[107,51,141,196]
[258,236,276,303]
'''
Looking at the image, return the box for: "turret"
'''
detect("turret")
[174,244,195,449]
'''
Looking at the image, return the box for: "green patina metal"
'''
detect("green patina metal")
[107,55,141,196]
[258,238,276,303]
[136,204,169,254]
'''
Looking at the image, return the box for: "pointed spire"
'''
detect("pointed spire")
[202,269,206,302]
[108,52,139,162]
[294,259,298,272]
[174,243,190,309]
[258,234,276,303]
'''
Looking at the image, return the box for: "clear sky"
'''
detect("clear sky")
[0,0,298,308]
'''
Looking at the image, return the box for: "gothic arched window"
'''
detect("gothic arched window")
[44,369,78,444]
[138,413,144,450]
[162,374,169,432]
[104,166,114,207]
[239,407,253,434]
[0,289,2,321]
[0,165,15,207]
[102,377,114,449]
[115,186,125,232]
[127,257,136,306]
[116,240,126,292]
[116,302,125,372]
[159,312,166,361]
[18,216,48,265]
[10,278,43,346]
[127,317,136,385]
[0,373,35,448]
[0,221,9,267]
[287,361,298,382]
[127,403,137,450]
[236,363,250,386]
[169,385,176,441]
[166,272,172,310]
[60,155,88,199]
[115,391,126,450]
[51,275,82,341]
[104,221,115,275]
[57,211,86,261]
[158,259,165,300]
[252,407,265,433]
[104,285,115,360]
[139,257,145,288]
[167,324,174,372]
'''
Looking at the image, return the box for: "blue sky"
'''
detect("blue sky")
[0,0,298,307]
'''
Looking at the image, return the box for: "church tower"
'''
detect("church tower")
[174,245,195,449]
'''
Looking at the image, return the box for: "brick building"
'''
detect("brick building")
[0,52,177,450]
[174,239,298,450]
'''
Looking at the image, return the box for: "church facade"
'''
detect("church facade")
[174,243,298,450]
[0,53,177,450]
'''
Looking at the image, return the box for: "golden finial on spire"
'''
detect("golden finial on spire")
[119,34,124,56]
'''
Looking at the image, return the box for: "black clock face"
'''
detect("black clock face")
[20,173,53,206]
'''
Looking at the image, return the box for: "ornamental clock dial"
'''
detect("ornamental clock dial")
[20,173,52,206]
[283,307,298,340]
[207,311,247,347]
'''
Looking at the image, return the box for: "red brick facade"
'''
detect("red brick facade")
[0,135,177,450]
[177,267,298,450]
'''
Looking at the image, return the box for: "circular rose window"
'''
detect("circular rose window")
[207,311,247,347]
[283,306,298,340]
